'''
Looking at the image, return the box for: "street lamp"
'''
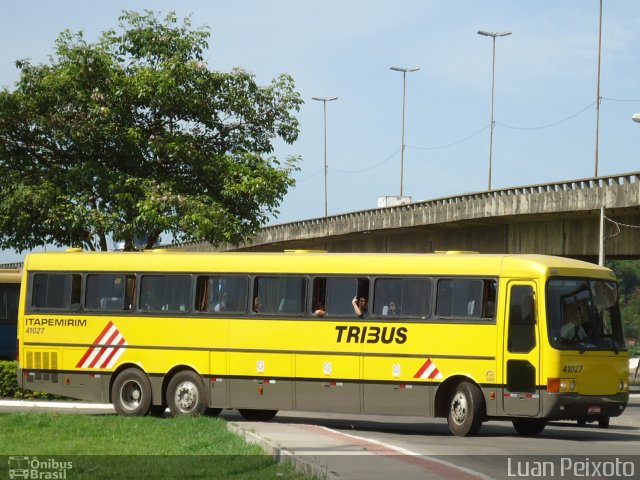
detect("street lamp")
[390,66,420,197]
[478,30,511,191]
[633,113,640,123]
[594,0,603,177]
[311,96,338,217]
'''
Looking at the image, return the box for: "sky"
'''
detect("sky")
[1,0,640,263]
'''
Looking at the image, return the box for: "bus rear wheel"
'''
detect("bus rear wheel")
[111,368,152,417]
[238,409,278,421]
[167,371,207,416]
[447,381,484,436]
[598,416,610,428]
[512,418,547,436]
[148,405,167,417]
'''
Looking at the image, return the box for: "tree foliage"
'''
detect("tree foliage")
[607,260,640,344]
[0,10,302,251]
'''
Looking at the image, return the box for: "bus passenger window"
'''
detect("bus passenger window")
[373,278,431,318]
[31,273,81,310]
[0,284,19,321]
[85,274,135,311]
[436,278,496,320]
[311,277,369,317]
[195,276,248,314]
[140,275,191,313]
[253,276,306,315]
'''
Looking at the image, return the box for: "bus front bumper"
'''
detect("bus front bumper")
[543,392,629,420]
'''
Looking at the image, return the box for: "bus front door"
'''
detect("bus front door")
[502,282,541,416]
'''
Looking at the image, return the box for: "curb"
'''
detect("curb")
[0,399,114,410]
[227,423,337,480]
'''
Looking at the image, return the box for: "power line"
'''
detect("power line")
[602,96,640,102]
[406,125,490,151]
[496,100,596,130]
[330,148,400,174]
[295,167,323,183]
[604,216,640,230]
[299,95,635,180]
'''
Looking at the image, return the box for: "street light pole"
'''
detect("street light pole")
[478,30,511,191]
[594,0,603,178]
[312,96,338,217]
[390,66,420,197]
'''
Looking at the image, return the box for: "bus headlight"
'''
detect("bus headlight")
[547,378,577,393]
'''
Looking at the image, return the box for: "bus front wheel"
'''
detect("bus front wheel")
[111,368,152,416]
[512,418,547,436]
[238,409,278,421]
[167,371,207,416]
[447,381,484,436]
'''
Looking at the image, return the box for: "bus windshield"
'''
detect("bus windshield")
[547,278,625,351]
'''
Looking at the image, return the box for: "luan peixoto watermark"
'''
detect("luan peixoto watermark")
[507,456,635,478]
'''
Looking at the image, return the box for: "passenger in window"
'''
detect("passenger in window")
[214,292,229,312]
[352,296,368,318]
[253,296,262,313]
[382,301,399,316]
[314,302,326,317]
[141,283,156,310]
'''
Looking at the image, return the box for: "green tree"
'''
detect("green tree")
[0,10,301,251]
[607,260,640,346]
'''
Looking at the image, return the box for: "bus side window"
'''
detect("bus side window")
[195,275,248,314]
[140,275,191,313]
[31,273,81,310]
[311,277,369,317]
[373,277,432,318]
[254,276,306,315]
[85,274,135,311]
[483,280,497,318]
[0,284,19,320]
[436,278,496,320]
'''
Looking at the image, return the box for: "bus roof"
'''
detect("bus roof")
[22,250,614,279]
[0,269,21,283]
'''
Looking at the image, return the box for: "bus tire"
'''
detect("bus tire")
[512,418,547,436]
[111,368,152,417]
[598,416,610,428]
[167,371,207,416]
[447,381,484,436]
[238,409,278,421]
[147,405,167,417]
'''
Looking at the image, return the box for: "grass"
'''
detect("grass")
[0,413,317,479]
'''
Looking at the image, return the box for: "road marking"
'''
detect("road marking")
[306,424,494,480]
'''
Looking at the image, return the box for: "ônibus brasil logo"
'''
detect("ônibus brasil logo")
[8,456,73,479]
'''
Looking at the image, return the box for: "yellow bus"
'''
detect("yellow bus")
[0,269,21,360]
[17,250,629,436]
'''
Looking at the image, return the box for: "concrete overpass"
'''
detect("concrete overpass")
[179,171,640,261]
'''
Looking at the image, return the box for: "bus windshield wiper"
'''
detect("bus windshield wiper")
[578,341,589,354]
